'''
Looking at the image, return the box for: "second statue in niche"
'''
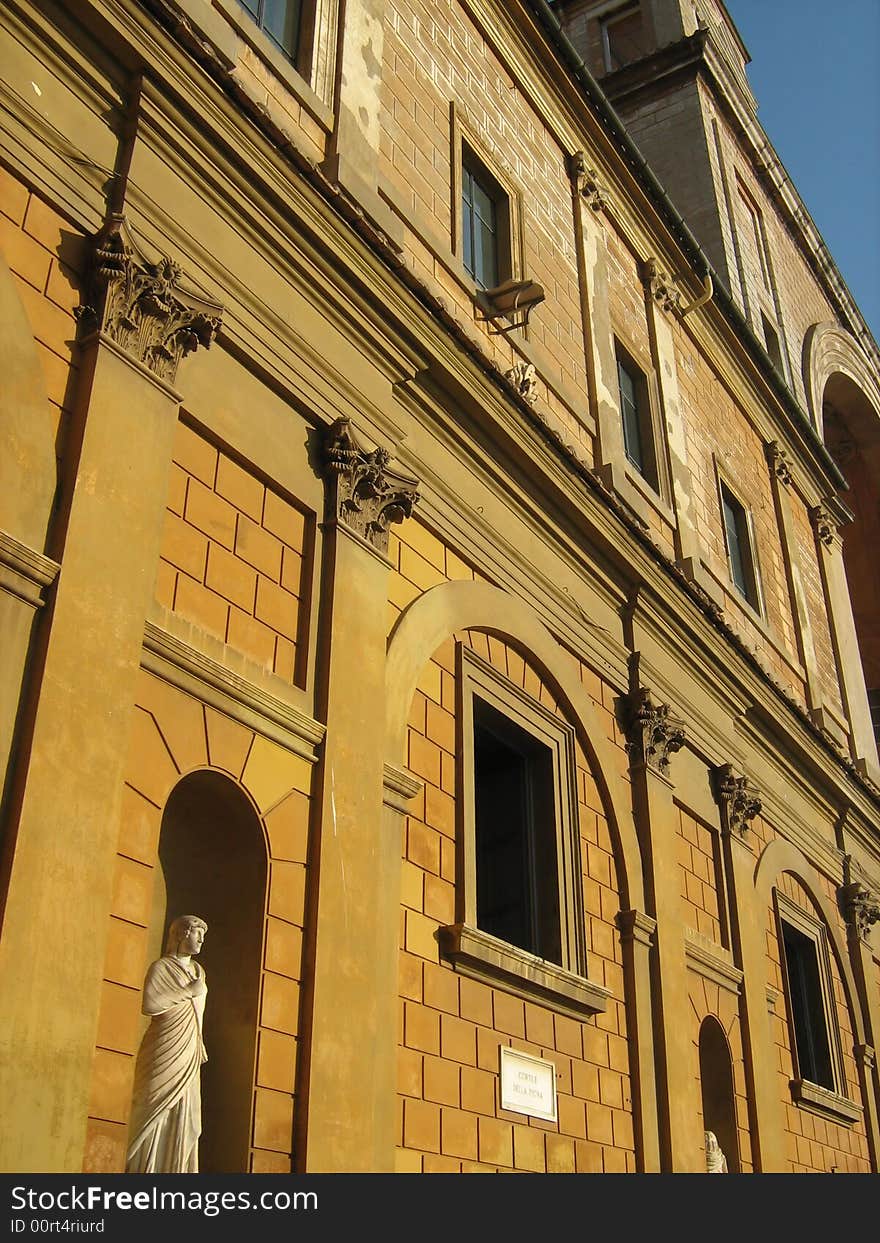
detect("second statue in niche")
[126,915,208,1173]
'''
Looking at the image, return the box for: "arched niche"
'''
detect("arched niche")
[698,1016,740,1173]
[156,770,268,1173]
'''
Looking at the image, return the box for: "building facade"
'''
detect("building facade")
[1,0,879,1173]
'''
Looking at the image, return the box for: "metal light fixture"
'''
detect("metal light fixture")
[477,277,546,333]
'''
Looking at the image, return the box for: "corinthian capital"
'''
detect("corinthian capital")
[76,214,222,383]
[640,257,681,315]
[712,763,762,837]
[570,151,610,212]
[839,881,880,942]
[322,418,420,554]
[625,687,687,774]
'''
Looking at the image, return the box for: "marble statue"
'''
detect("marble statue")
[705,1130,729,1173]
[125,915,208,1173]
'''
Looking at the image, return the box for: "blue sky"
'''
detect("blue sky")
[725,0,880,344]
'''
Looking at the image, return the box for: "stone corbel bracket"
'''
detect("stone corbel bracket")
[322,417,420,555]
[505,360,539,405]
[712,762,762,837]
[624,686,687,774]
[765,440,794,487]
[76,213,223,384]
[570,150,610,212]
[640,257,682,315]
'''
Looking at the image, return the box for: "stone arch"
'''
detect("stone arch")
[753,837,866,1048]
[385,579,643,910]
[0,252,56,551]
[698,1014,741,1173]
[802,321,880,439]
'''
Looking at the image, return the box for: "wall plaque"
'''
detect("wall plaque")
[499,1047,558,1122]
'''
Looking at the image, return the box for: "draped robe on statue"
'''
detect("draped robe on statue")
[125,956,207,1173]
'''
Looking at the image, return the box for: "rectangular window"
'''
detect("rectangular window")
[438,646,610,1019]
[773,893,860,1126]
[615,342,658,490]
[781,920,835,1090]
[738,187,771,291]
[239,0,302,62]
[461,150,510,291]
[719,481,760,610]
[761,312,785,375]
[602,5,646,73]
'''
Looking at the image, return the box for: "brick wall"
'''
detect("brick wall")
[156,418,312,684]
[0,164,84,490]
[676,806,723,945]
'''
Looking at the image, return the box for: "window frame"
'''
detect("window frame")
[451,109,522,296]
[601,4,645,74]
[438,645,609,1019]
[716,474,764,615]
[614,338,662,493]
[774,893,861,1125]
[236,0,304,69]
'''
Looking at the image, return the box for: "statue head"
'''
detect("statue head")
[165,915,207,957]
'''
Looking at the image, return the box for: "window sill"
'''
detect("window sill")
[438,923,611,1020]
[214,0,334,130]
[596,459,675,530]
[790,1079,861,1125]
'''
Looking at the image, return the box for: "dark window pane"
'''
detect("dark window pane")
[473,700,560,964]
[782,923,834,1090]
[261,0,301,59]
[618,357,644,473]
[241,0,259,15]
[722,489,750,600]
[461,159,499,289]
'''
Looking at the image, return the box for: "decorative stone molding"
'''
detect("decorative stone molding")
[839,881,880,942]
[811,504,837,547]
[856,1044,876,1070]
[624,687,686,774]
[0,531,60,609]
[765,440,793,487]
[639,257,682,315]
[712,763,762,837]
[505,360,539,404]
[76,215,222,383]
[616,909,657,948]
[570,151,610,212]
[383,762,423,812]
[322,417,420,555]
[684,931,743,994]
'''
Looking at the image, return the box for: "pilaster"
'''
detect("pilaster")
[617,907,661,1172]
[839,861,880,1170]
[0,215,221,1172]
[301,417,419,1171]
[712,762,786,1171]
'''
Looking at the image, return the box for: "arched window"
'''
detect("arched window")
[156,771,268,1173]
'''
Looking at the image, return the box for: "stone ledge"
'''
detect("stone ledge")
[438,923,611,1021]
[790,1078,862,1126]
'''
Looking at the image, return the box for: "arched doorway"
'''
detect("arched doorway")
[823,372,880,747]
[157,770,268,1172]
[699,1016,740,1172]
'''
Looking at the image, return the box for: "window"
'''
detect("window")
[761,313,785,376]
[461,149,510,290]
[601,5,646,73]
[438,646,609,1019]
[775,894,859,1124]
[615,341,659,490]
[239,0,302,62]
[738,186,771,291]
[719,481,761,610]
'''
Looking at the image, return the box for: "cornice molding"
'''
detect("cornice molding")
[0,532,60,608]
[684,931,743,994]
[142,619,324,760]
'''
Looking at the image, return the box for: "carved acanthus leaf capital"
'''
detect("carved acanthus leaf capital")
[625,688,687,774]
[571,151,610,212]
[765,440,793,487]
[839,881,880,942]
[640,257,682,314]
[712,763,762,836]
[505,361,539,404]
[76,214,222,383]
[322,418,420,554]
